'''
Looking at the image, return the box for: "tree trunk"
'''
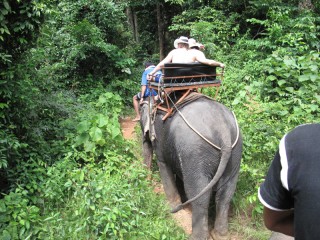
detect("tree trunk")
[125,7,139,42]
[133,11,139,42]
[156,3,164,60]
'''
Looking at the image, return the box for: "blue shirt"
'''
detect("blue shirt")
[141,66,161,97]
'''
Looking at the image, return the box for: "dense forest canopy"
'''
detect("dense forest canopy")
[0,0,319,239]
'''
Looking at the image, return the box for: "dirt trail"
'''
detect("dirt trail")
[119,117,138,140]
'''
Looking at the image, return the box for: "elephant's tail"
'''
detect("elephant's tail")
[171,144,232,213]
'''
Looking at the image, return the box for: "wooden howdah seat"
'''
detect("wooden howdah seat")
[149,62,223,120]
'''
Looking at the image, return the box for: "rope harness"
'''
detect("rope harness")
[149,90,240,150]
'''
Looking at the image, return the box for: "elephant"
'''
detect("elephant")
[140,93,242,240]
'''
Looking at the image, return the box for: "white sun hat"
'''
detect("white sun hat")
[188,38,198,48]
[174,36,189,49]
[188,38,205,49]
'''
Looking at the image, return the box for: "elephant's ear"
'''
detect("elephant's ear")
[140,103,156,141]
[140,103,150,137]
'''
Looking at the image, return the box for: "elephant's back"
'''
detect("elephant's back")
[154,97,241,178]
[174,97,237,135]
[163,97,239,150]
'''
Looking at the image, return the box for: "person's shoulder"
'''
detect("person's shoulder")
[190,49,205,59]
[169,49,179,54]
[145,67,155,73]
[189,48,203,54]
[290,123,320,135]
[163,49,176,59]
[285,123,320,146]
[171,48,185,53]
[146,65,156,69]
[296,123,320,129]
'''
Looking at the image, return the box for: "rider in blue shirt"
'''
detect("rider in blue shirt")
[132,61,161,121]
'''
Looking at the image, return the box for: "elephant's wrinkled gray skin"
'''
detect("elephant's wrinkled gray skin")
[140,95,242,240]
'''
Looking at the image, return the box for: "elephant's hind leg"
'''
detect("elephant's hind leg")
[185,176,212,240]
[157,161,181,206]
[190,203,210,240]
[211,172,239,240]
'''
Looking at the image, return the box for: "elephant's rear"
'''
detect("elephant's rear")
[162,96,241,182]
[171,97,239,153]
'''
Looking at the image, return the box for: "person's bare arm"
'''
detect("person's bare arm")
[263,207,294,237]
[147,51,174,80]
[195,51,225,68]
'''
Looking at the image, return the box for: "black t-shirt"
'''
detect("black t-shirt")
[259,123,320,240]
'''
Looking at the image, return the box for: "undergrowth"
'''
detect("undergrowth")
[0,91,186,240]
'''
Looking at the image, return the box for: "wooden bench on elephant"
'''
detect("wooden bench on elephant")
[149,62,223,120]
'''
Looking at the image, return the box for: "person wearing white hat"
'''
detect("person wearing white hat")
[187,38,224,69]
[146,36,190,82]
[147,36,225,80]
[173,36,189,49]
[188,38,205,50]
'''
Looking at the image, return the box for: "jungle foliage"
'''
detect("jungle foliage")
[0,0,319,239]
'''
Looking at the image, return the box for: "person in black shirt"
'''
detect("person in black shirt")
[258,123,320,240]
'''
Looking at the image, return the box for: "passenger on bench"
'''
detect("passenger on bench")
[132,61,161,122]
[147,36,225,80]
[188,38,205,51]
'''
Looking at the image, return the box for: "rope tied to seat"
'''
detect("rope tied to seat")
[165,91,240,151]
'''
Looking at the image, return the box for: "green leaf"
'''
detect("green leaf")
[0,103,8,109]
[283,58,295,67]
[232,98,240,105]
[3,1,11,11]
[275,88,285,96]
[0,201,6,212]
[110,126,121,139]
[1,230,11,240]
[98,95,107,105]
[96,138,106,146]
[19,227,25,238]
[80,171,84,182]
[239,90,246,98]
[75,133,89,146]
[25,220,30,230]
[285,87,294,93]
[266,75,277,81]
[84,141,95,152]
[283,73,291,78]
[309,74,318,82]
[64,179,72,188]
[77,121,90,133]
[310,64,318,72]
[1,9,8,15]
[298,75,309,82]
[310,104,318,112]
[279,110,289,116]
[277,80,286,86]
[97,114,108,127]
[298,86,308,94]
[89,127,102,141]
